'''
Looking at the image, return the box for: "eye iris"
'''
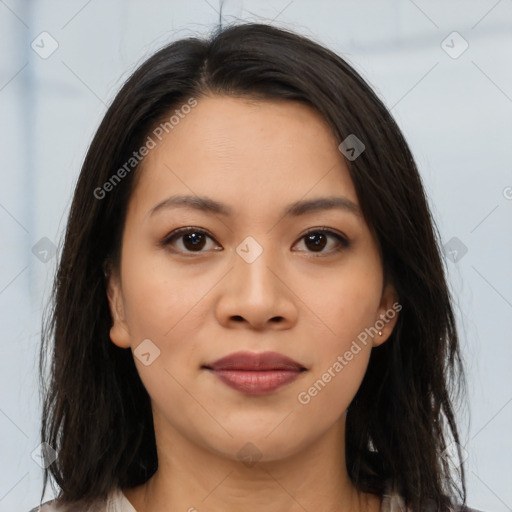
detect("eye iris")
[174,231,337,253]
[183,232,206,251]
[305,232,327,252]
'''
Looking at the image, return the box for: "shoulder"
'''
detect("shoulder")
[27,500,107,512]
[27,501,63,512]
[379,480,485,512]
[452,506,486,512]
[27,487,127,512]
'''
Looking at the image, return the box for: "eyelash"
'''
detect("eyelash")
[160,226,350,256]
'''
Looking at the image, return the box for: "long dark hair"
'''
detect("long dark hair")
[39,22,468,511]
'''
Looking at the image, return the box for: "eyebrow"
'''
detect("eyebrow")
[149,194,361,218]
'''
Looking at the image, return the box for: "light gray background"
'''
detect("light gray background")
[1,1,511,511]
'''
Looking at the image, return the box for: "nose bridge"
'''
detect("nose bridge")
[214,234,297,329]
[232,235,280,301]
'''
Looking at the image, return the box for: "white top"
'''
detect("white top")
[29,488,137,512]
[29,485,479,512]
[31,486,400,511]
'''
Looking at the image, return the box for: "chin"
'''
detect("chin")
[209,428,312,465]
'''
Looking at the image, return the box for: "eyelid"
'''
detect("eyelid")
[160,227,221,252]
[162,226,215,242]
[292,226,350,253]
[299,226,348,241]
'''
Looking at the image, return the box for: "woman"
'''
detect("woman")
[32,22,478,512]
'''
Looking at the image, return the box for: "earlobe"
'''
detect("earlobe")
[373,282,400,347]
[106,270,131,349]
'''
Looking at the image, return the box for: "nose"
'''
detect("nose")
[214,243,299,331]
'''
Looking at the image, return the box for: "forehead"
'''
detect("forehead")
[163,95,339,158]
[129,95,358,216]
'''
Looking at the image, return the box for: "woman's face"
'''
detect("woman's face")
[107,95,398,462]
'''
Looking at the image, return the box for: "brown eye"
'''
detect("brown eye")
[293,228,349,254]
[304,232,328,252]
[162,228,221,253]
[182,232,207,251]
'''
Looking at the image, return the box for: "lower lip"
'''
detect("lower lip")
[208,369,304,395]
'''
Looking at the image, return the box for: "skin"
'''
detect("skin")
[107,95,399,512]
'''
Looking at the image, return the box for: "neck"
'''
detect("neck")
[124,412,381,512]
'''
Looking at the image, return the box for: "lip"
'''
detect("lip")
[203,351,307,395]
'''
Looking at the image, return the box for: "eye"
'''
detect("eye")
[161,227,222,254]
[292,227,350,255]
[161,226,349,255]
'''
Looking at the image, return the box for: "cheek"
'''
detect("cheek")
[293,255,381,414]
[119,246,214,384]
[120,243,207,339]
[297,287,376,423]
[296,348,371,430]
[296,256,382,349]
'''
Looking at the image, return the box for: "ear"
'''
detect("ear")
[372,281,401,348]
[106,267,132,349]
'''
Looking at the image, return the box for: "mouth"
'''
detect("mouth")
[202,351,307,395]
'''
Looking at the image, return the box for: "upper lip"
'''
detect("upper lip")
[203,351,307,371]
